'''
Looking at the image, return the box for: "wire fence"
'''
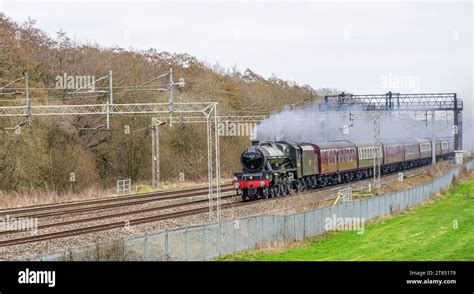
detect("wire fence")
[37,161,474,261]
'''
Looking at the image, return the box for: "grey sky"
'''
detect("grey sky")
[1,0,473,118]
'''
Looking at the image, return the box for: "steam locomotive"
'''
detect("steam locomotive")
[233,138,454,201]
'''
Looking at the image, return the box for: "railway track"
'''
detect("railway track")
[0,200,246,247]
[0,194,239,237]
[0,184,234,219]
[0,165,431,247]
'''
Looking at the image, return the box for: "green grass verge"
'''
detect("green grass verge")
[222,176,474,261]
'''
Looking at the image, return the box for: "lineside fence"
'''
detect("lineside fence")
[36,161,474,261]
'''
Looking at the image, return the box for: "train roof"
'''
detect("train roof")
[401,139,421,145]
[351,141,376,148]
[309,140,357,150]
[275,140,300,149]
[299,145,314,151]
[380,139,404,145]
[416,138,432,144]
[346,139,422,148]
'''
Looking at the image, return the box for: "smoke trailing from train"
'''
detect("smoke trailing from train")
[256,104,454,144]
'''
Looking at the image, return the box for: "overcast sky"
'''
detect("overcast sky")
[1,0,473,117]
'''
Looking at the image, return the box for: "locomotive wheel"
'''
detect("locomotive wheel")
[275,185,281,197]
[259,188,265,199]
[262,187,269,199]
[321,177,328,187]
[242,190,248,201]
[296,180,304,192]
[317,177,324,188]
[300,180,305,191]
[342,174,348,183]
[246,189,256,200]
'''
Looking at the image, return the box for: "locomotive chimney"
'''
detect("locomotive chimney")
[251,140,260,146]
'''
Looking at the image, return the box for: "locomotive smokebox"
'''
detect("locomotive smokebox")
[241,147,265,172]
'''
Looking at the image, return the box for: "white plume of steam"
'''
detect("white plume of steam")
[256,104,454,143]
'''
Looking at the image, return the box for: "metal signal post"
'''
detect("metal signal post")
[151,118,167,189]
